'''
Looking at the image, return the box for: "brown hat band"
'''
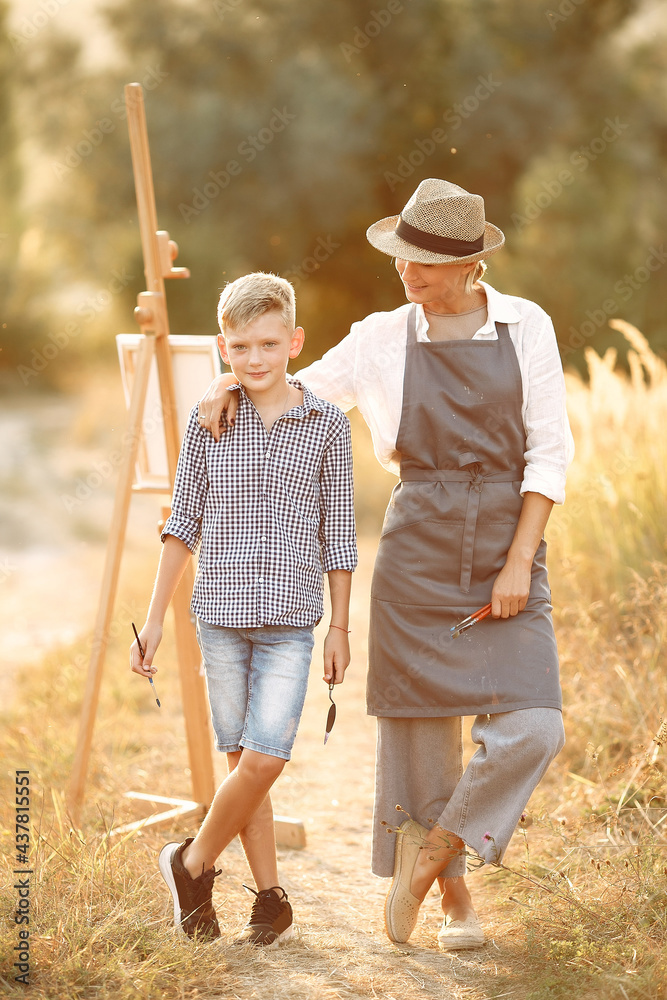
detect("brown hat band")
[395,216,485,257]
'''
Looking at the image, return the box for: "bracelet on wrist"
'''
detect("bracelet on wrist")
[329,624,351,633]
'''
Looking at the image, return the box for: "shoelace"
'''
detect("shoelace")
[243,884,287,925]
[186,865,222,913]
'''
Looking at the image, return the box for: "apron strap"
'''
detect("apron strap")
[406,303,418,346]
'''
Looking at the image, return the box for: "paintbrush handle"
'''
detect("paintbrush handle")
[451,602,493,638]
[451,602,492,632]
[131,621,145,658]
[459,604,491,628]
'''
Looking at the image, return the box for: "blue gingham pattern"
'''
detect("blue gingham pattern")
[162,380,357,627]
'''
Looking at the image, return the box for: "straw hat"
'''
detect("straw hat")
[366,178,505,265]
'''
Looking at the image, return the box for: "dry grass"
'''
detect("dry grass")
[1,540,508,1000]
[547,319,667,603]
[1,322,667,998]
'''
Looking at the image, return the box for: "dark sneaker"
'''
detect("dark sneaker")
[233,885,293,948]
[158,838,221,940]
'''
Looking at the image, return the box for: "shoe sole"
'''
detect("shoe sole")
[158,842,185,934]
[438,915,485,951]
[264,924,294,949]
[437,932,485,951]
[438,938,485,951]
[234,923,294,949]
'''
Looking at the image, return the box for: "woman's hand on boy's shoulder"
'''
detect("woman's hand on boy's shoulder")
[198,374,240,441]
[130,622,163,676]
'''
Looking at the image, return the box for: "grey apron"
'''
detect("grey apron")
[367,305,561,717]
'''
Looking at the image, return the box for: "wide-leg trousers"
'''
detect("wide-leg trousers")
[372,708,565,878]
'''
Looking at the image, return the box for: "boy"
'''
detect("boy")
[130,272,357,947]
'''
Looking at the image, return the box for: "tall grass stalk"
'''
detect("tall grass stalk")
[548,319,667,605]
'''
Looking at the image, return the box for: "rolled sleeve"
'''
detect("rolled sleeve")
[318,417,358,573]
[161,405,208,552]
[520,316,574,505]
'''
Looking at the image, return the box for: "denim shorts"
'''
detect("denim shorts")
[196,618,315,761]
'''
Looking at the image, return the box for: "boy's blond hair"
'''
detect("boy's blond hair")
[217,272,296,335]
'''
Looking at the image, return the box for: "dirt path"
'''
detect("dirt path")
[0,389,167,703]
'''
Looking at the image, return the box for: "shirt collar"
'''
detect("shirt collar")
[291,378,324,416]
[414,281,521,338]
[233,377,323,417]
[478,281,522,327]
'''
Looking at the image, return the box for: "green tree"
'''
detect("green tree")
[6,0,666,384]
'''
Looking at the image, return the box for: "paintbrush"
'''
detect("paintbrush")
[450,603,493,639]
[132,622,161,707]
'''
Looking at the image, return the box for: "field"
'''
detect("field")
[1,320,666,1000]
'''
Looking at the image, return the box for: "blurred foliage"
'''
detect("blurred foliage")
[2,0,667,385]
[0,0,38,374]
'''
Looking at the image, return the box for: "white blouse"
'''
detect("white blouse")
[297,281,574,504]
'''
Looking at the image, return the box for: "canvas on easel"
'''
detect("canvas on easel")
[116,333,221,491]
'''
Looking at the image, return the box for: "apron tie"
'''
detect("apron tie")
[400,462,524,594]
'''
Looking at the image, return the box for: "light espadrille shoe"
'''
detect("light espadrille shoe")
[437,912,485,950]
[384,818,429,943]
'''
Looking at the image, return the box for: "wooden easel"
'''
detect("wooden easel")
[66,82,216,831]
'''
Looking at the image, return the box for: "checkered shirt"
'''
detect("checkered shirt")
[162,379,357,627]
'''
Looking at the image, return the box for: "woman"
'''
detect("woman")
[198,178,572,950]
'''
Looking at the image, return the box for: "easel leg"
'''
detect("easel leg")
[170,556,217,808]
[67,336,155,824]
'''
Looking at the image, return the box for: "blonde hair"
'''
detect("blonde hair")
[464,260,487,295]
[217,272,296,335]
